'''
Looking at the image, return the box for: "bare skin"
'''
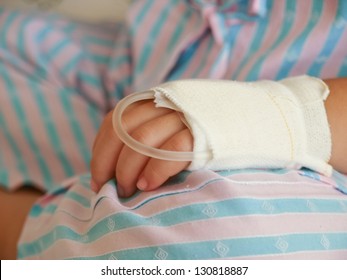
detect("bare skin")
[323,78,347,175]
[0,187,42,259]
[90,101,193,197]
[0,78,346,259]
[90,78,347,196]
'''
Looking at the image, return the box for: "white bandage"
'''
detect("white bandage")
[153,75,332,176]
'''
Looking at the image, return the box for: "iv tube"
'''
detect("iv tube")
[112,91,210,161]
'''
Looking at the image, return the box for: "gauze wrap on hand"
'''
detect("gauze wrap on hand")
[152,75,332,176]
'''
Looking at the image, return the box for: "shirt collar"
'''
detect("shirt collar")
[190,0,267,45]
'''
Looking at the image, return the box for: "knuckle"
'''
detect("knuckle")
[103,110,114,129]
[130,126,154,145]
[146,162,167,181]
[165,136,191,152]
[121,114,131,132]
[120,107,136,133]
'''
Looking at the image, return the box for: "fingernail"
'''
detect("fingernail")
[90,179,99,193]
[137,177,148,190]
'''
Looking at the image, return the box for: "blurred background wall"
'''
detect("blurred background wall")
[0,0,131,22]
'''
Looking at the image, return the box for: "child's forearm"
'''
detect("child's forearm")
[324,78,347,174]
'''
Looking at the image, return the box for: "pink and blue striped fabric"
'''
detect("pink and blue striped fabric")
[0,0,346,259]
[0,9,130,189]
[18,169,347,259]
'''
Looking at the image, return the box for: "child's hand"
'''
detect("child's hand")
[90,100,193,197]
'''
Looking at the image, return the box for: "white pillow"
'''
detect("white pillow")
[0,0,130,22]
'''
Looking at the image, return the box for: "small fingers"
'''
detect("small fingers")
[90,101,173,193]
[116,112,187,197]
[137,128,193,191]
[90,111,122,192]
[121,100,172,133]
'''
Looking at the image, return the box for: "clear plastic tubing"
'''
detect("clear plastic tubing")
[112,91,210,161]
